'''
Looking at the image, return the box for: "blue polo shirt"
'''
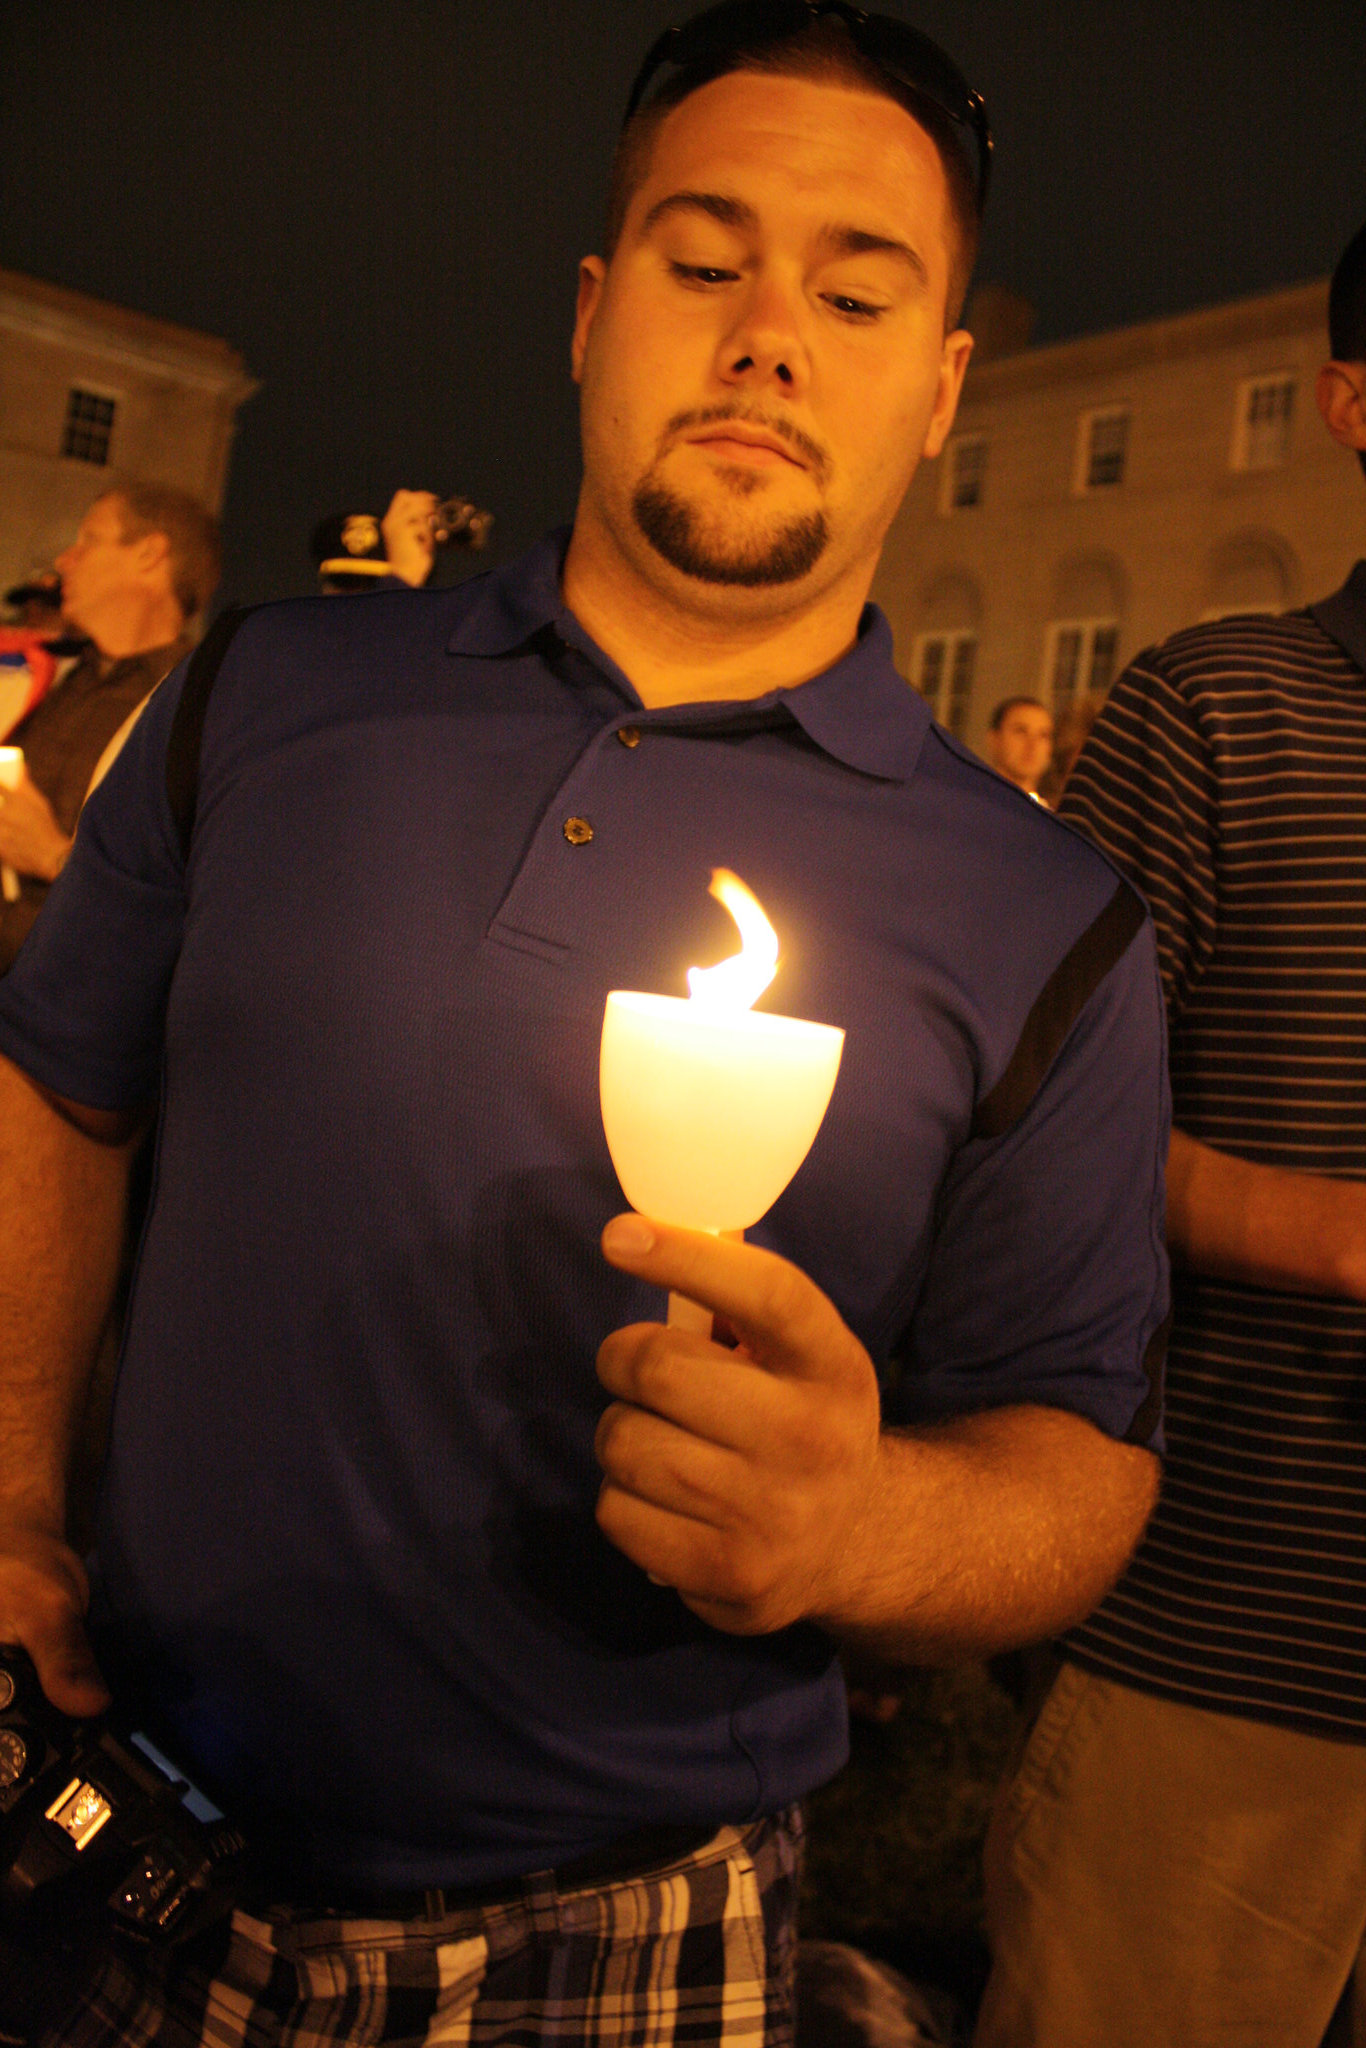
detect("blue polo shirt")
[0,532,1168,1890]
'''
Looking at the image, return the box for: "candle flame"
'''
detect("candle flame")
[686,869,779,1014]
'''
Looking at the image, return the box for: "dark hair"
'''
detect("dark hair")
[107,482,222,619]
[1329,219,1366,365]
[605,15,980,327]
[989,695,1050,732]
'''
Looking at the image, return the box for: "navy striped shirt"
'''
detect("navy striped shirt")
[1059,563,1366,1741]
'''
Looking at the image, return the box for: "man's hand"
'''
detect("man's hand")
[0,1523,109,1717]
[0,766,71,882]
[597,1213,1159,1659]
[0,1056,141,1716]
[380,489,440,588]
[596,1214,882,1635]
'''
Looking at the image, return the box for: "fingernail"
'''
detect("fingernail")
[603,1213,656,1257]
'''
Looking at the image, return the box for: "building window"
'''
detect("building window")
[914,630,976,736]
[1232,375,1296,471]
[1076,408,1129,492]
[62,388,117,465]
[1044,618,1119,710]
[942,435,988,512]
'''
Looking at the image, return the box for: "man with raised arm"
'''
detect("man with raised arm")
[0,7,1166,2040]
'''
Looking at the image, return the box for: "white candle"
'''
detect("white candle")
[600,871,844,1328]
[0,748,23,903]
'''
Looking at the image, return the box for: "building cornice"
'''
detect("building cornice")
[960,278,1329,404]
[0,267,258,403]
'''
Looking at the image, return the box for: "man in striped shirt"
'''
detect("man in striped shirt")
[977,221,1366,2048]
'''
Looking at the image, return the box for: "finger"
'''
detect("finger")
[595,1398,755,1520]
[5,1609,110,1718]
[594,1484,790,1636]
[597,1324,799,1454]
[601,1214,866,1386]
[33,1621,110,1717]
[0,1544,110,1717]
[595,1475,735,1590]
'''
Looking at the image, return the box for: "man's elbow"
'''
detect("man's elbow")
[1067,1437,1161,1624]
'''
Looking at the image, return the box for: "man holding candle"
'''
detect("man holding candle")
[0,483,217,971]
[0,6,1167,2041]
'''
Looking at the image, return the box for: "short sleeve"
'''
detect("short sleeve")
[887,893,1170,1451]
[0,659,190,1109]
[1059,655,1218,1025]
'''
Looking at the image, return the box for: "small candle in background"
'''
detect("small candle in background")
[0,748,24,903]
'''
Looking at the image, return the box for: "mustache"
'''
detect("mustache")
[660,406,830,485]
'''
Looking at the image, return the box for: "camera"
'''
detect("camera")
[312,490,494,592]
[429,495,493,551]
[0,1643,247,2039]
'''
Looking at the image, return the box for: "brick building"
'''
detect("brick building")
[873,279,1361,755]
[0,268,256,600]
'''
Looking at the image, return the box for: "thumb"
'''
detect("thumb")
[23,1608,111,1719]
[601,1212,869,1385]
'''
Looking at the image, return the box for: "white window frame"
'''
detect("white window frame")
[1042,617,1120,711]
[939,434,988,514]
[913,629,977,737]
[1074,407,1130,494]
[1230,373,1296,472]
[61,384,121,467]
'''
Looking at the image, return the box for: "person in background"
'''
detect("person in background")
[985,695,1053,802]
[1040,690,1101,806]
[977,216,1366,2048]
[0,7,1166,2040]
[0,482,218,971]
[311,489,441,592]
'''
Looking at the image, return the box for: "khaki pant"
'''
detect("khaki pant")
[975,1661,1366,2048]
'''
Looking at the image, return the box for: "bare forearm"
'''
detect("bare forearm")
[813,1406,1159,1664]
[0,1057,138,1535]
[1167,1127,1366,1300]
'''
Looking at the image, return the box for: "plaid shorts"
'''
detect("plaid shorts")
[47,1807,802,2047]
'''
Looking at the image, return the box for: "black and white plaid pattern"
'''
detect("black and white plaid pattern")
[47,1809,801,2046]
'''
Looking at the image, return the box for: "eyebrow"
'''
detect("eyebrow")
[639,194,929,288]
[821,225,928,287]
[640,191,758,236]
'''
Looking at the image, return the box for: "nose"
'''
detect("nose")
[717,274,810,399]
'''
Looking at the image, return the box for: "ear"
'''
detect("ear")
[1315,361,1366,452]
[921,327,974,461]
[132,529,172,578]
[571,256,607,385]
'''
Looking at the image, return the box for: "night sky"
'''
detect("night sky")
[3,0,1364,609]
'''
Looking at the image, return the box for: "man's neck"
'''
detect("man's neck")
[561,511,875,709]
[87,593,185,666]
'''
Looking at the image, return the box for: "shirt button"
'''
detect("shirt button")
[616,725,641,749]
[563,816,594,846]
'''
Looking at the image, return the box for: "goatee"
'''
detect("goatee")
[632,481,828,588]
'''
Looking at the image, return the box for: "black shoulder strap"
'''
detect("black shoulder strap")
[971,879,1147,1140]
[164,605,254,861]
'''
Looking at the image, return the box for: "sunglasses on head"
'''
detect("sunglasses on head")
[624,0,992,211]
